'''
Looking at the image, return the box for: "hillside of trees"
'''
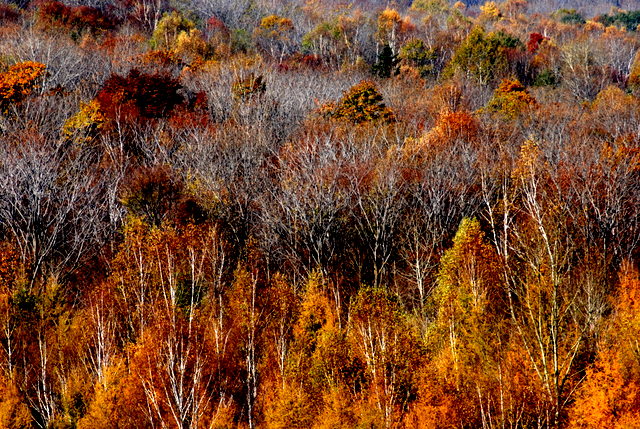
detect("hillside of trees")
[0,0,639,427]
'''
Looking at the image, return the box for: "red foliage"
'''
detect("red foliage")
[206,16,229,37]
[0,4,20,24]
[526,32,547,53]
[36,0,118,34]
[277,53,324,72]
[168,91,210,129]
[96,68,184,124]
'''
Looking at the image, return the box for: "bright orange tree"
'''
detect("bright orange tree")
[0,61,46,112]
[569,262,640,427]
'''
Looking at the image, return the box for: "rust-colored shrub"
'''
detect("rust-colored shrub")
[96,68,184,123]
[36,0,117,35]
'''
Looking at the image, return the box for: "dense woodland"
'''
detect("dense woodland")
[0,0,640,427]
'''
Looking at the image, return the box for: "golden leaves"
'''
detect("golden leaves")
[512,138,543,181]
[62,99,105,144]
[485,78,536,119]
[320,80,395,124]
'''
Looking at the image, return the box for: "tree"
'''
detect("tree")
[301,14,363,69]
[258,140,347,279]
[148,11,210,65]
[375,8,412,55]
[399,38,438,78]
[372,44,400,78]
[423,218,505,427]
[560,39,612,100]
[484,78,536,118]
[349,287,423,427]
[254,15,295,63]
[150,11,195,50]
[229,265,262,429]
[36,1,117,37]
[0,62,46,114]
[119,164,185,227]
[348,148,407,288]
[445,27,519,85]
[491,139,597,426]
[96,68,184,125]
[0,372,31,429]
[320,81,394,124]
[0,131,114,285]
[569,262,640,427]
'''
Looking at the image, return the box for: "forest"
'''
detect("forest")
[0,0,639,427]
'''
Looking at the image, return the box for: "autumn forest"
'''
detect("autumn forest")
[0,0,639,427]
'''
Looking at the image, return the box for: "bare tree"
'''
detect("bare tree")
[0,133,115,287]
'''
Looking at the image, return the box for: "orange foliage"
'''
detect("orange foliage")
[407,109,479,158]
[429,110,479,144]
[0,61,46,111]
[570,262,640,427]
[0,373,31,428]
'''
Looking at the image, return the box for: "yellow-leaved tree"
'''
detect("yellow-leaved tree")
[410,217,504,427]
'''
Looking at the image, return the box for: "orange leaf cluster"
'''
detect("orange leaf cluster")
[0,61,46,110]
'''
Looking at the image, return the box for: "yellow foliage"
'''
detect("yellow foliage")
[150,11,195,51]
[605,24,625,35]
[264,382,316,429]
[584,20,605,32]
[312,387,357,429]
[592,85,638,115]
[378,8,402,30]
[628,50,640,90]
[62,99,105,143]
[257,14,294,39]
[174,28,209,62]
[294,271,335,341]
[320,80,395,124]
[376,8,405,46]
[411,0,449,13]
[512,139,543,181]
[436,217,501,315]
[485,78,536,118]
[479,1,501,19]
